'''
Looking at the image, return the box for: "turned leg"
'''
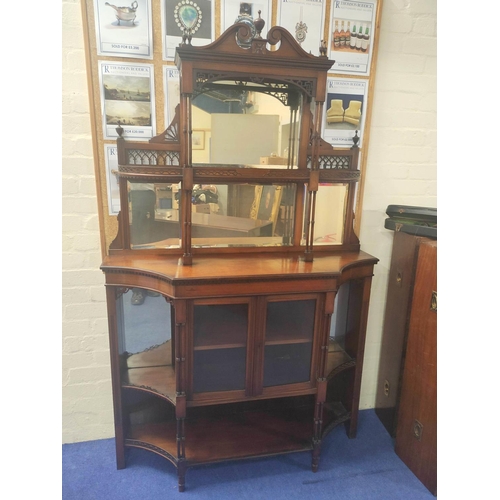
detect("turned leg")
[177,461,187,492]
[311,439,321,472]
[311,396,325,472]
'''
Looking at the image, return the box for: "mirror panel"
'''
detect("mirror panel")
[128,181,181,249]
[189,182,296,248]
[191,86,302,169]
[302,183,347,246]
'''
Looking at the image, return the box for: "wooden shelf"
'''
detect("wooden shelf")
[126,341,172,369]
[122,365,176,403]
[326,338,354,378]
[265,335,312,346]
[322,401,350,437]
[194,330,246,350]
[127,405,314,465]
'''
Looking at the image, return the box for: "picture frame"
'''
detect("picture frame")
[250,185,283,234]
[192,130,205,150]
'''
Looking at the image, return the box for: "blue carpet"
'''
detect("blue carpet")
[62,410,435,499]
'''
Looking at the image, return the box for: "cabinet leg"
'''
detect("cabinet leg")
[311,439,321,472]
[345,412,358,439]
[115,430,126,469]
[177,461,187,492]
[116,449,126,470]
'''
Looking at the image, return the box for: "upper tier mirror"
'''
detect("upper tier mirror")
[191,82,303,169]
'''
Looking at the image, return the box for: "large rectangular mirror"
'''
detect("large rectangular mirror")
[191,84,303,169]
[189,182,296,248]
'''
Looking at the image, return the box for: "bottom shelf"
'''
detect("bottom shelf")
[125,397,350,466]
[323,401,351,436]
[128,409,311,465]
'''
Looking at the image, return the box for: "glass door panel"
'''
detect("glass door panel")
[192,302,249,393]
[263,299,316,387]
[118,287,172,367]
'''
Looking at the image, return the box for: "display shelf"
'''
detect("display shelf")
[125,340,172,369]
[326,338,355,378]
[322,401,350,437]
[193,339,247,350]
[127,405,314,465]
[264,335,312,345]
[122,365,176,403]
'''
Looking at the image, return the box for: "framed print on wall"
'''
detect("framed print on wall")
[163,66,181,126]
[276,0,326,56]
[162,0,215,60]
[328,0,377,75]
[93,0,153,59]
[98,61,156,140]
[192,130,205,150]
[104,144,120,215]
[322,77,368,147]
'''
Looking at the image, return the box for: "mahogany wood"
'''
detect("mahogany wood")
[102,21,378,492]
[103,251,376,489]
[394,240,437,495]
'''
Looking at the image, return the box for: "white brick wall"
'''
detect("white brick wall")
[61,1,436,442]
[62,0,113,444]
[357,0,436,409]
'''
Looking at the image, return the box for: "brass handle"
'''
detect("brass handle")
[396,271,403,287]
[430,291,437,312]
[413,420,423,441]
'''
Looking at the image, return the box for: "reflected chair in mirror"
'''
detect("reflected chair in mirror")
[326,99,345,124]
[344,100,362,126]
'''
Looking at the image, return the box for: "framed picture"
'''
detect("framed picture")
[250,185,283,234]
[192,130,205,150]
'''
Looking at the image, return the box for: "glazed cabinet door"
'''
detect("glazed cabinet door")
[187,298,255,402]
[256,294,323,396]
[186,293,323,403]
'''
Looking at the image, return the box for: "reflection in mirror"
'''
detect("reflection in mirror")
[303,183,347,246]
[188,182,296,248]
[116,288,172,370]
[128,181,181,249]
[191,84,302,168]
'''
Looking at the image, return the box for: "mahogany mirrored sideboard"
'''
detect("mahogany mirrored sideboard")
[100,19,378,491]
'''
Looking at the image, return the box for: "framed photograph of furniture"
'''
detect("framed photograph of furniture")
[192,130,205,150]
[322,77,368,147]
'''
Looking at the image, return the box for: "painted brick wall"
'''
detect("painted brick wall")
[357,0,437,409]
[62,0,114,444]
[61,0,436,442]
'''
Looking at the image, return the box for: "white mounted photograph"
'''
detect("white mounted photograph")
[328,0,377,75]
[98,61,156,140]
[93,0,153,58]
